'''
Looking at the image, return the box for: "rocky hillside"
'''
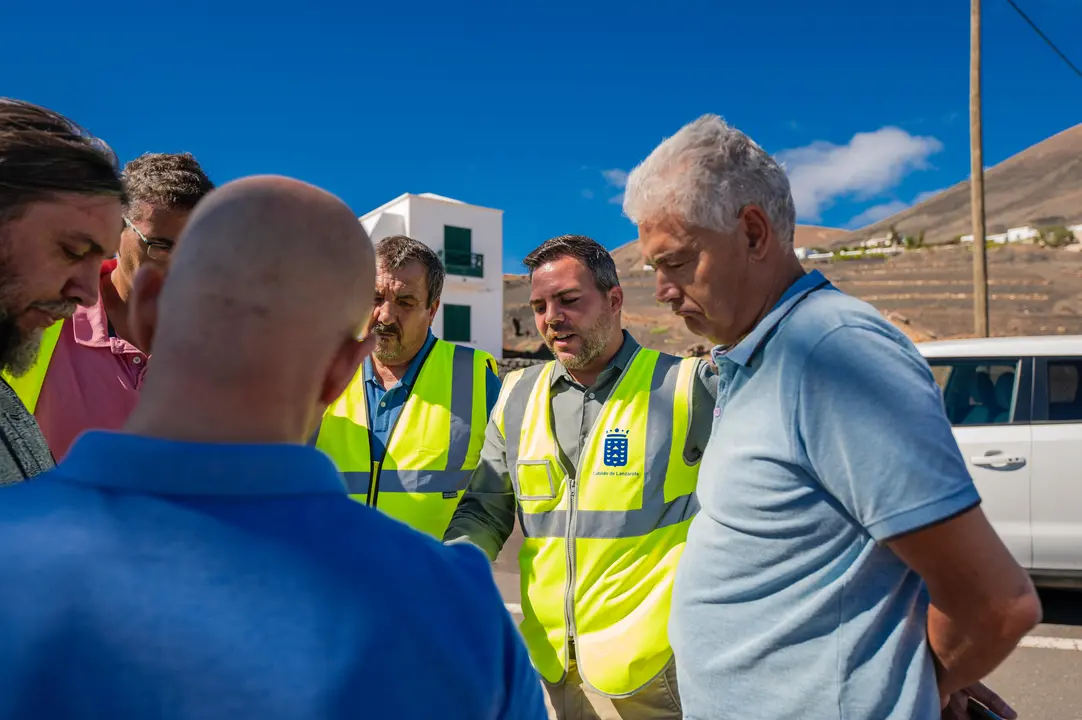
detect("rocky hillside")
[505,243,1082,357]
[840,124,1082,247]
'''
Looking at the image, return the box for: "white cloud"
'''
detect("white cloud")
[843,184,948,229]
[845,200,910,229]
[600,168,628,205]
[914,188,945,204]
[777,127,943,222]
[602,168,629,188]
[581,189,595,200]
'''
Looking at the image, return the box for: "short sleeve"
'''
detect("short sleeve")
[795,322,981,541]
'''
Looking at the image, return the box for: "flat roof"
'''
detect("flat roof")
[359,192,503,221]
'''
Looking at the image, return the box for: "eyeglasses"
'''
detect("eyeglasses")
[124,217,173,261]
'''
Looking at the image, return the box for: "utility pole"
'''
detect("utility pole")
[970,0,990,337]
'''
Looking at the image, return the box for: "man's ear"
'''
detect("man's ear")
[740,205,773,260]
[128,264,166,354]
[427,298,441,325]
[320,334,375,406]
[608,285,625,314]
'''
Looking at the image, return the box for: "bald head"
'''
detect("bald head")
[126,175,376,443]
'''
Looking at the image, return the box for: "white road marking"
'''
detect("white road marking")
[1018,635,1082,651]
[506,603,1082,651]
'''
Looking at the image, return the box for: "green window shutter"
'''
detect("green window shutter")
[443,226,472,258]
[443,304,471,342]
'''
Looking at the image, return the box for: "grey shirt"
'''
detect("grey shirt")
[444,331,719,561]
[0,379,54,485]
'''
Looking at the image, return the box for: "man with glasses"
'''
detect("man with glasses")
[7,152,214,459]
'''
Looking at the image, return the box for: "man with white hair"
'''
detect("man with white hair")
[624,114,1041,720]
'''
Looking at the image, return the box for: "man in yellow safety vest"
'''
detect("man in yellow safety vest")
[445,235,718,720]
[314,234,501,539]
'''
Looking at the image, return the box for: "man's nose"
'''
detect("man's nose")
[66,264,101,308]
[655,274,681,305]
[543,306,565,327]
[375,302,395,325]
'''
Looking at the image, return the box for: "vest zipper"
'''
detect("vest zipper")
[556,346,640,665]
[366,341,439,508]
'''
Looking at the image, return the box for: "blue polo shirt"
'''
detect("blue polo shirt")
[0,431,545,720]
[366,330,501,463]
[670,270,981,720]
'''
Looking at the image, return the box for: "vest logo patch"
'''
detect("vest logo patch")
[602,429,629,467]
[442,491,459,499]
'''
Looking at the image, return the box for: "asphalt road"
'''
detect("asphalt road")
[492,520,1082,717]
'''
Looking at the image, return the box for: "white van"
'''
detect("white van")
[917,336,1082,588]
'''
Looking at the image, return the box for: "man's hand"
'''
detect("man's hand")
[942,682,1016,719]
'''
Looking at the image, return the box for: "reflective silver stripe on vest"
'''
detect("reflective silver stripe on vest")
[342,471,371,495]
[504,354,699,540]
[443,344,477,473]
[314,343,480,497]
[379,468,472,493]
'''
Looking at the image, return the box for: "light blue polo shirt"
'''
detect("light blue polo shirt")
[0,431,545,720]
[670,270,981,720]
[365,330,501,463]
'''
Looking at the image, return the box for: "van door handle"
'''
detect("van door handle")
[970,455,1026,467]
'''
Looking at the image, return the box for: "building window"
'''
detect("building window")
[444,226,472,256]
[443,304,471,342]
[440,226,483,278]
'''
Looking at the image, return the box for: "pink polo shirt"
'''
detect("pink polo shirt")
[35,260,148,460]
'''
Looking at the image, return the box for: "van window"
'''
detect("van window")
[1047,359,1082,422]
[927,359,1020,426]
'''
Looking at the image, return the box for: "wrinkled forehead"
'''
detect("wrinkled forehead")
[638,219,701,262]
[375,260,428,297]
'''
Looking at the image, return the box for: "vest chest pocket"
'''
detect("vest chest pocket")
[514,459,558,503]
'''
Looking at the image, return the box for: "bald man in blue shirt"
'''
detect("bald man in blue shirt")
[0,176,545,720]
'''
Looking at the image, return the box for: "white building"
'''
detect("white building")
[360,192,504,359]
[961,225,1039,244]
[861,235,894,248]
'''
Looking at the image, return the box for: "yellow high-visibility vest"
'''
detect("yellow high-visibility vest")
[496,347,702,697]
[315,338,497,539]
[1,319,65,413]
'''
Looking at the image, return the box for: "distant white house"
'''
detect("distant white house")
[861,235,894,249]
[361,193,504,359]
[961,225,1040,244]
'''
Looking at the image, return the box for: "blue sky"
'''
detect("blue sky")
[2,0,1080,272]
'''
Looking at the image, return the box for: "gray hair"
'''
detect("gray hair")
[622,114,797,247]
[523,234,620,293]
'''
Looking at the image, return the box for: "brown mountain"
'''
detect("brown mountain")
[505,243,1082,357]
[504,225,940,359]
[840,124,1082,246]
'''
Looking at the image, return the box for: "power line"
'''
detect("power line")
[1002,0,1082,80]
